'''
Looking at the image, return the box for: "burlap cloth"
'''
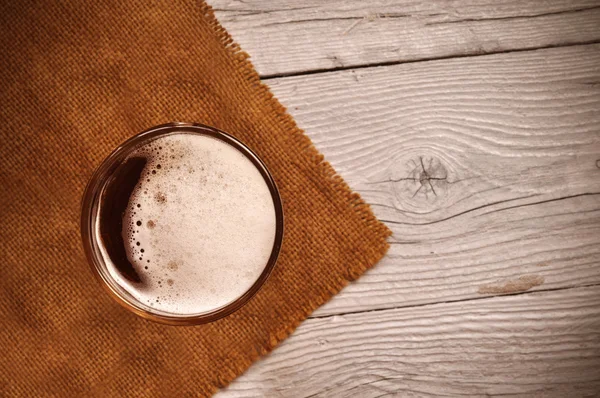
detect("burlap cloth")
[0,1,391,396]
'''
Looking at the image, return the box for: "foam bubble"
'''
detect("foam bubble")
[100,132,277,315]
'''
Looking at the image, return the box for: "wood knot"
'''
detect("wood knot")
[388,155,452,211]
[411,156,448,198]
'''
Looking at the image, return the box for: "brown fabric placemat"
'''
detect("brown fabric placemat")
[0,1,391,396]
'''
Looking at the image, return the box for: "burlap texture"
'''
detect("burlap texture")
[0,1,391,396]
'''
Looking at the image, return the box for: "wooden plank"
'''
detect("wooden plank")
[262,44,600,317]
[216,285,600,397]
[210,0,600,76]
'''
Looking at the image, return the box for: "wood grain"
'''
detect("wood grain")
[208,2,600,395]
[210,0,600,77]
[217,285,600,397]
[261,44,600,317]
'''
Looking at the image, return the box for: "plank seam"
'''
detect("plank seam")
[380,192,600,227]
[425,5,600,26]
[309,282,600,319]
[260,41,600,80]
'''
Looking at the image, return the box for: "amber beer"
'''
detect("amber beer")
[81,123,283,324]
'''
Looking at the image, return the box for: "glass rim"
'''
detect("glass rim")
[80,122,284,325]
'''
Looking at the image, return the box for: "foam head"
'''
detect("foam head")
[95,131,278,316]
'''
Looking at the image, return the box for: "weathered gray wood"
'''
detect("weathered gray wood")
[210,0,600,76]
[209,2,600,395]
[217,285,600,397]
[260,44,600,317]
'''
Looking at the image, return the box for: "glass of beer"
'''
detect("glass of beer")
[80,123,284,325]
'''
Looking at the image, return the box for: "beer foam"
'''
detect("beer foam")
[98,132,277,316]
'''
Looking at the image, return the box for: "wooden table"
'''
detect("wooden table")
[210,1,600,396]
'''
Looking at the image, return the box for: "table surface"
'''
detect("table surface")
[209,1,600,396]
